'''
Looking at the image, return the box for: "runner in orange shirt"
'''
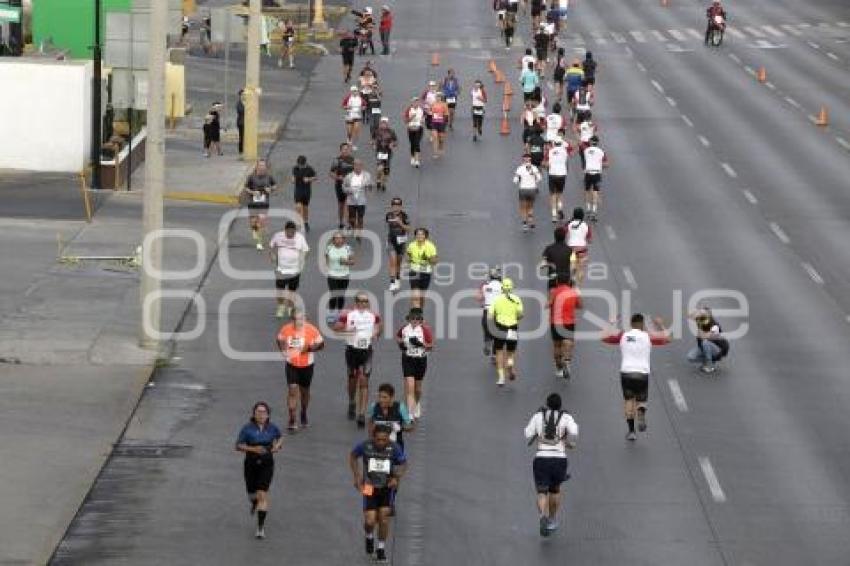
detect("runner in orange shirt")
[548,274,582,380]
[276,309,325,432]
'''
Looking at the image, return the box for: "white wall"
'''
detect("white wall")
[0,60,91,172]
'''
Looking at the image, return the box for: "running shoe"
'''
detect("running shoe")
[255,528,265,539]
[626,431,637,441]
[376,548,388,563]
[365,537,375,555]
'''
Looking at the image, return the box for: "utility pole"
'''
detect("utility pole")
[242,0,261,161]
[91,0,103,190]
[313,0,326,29]
[140,0,169,349]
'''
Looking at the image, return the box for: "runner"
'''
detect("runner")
[489,277,524,386]
[540,226,571,289]
[601,314,672,441]
[548,274,581,379]
[335,292,383,427]
[470,79,488,142]
[396,307,434,421]
[477,267,503,360]
[545,102,565,142]
[503,7,517,49]
[330,142,355,229]
[339,30,359,83]
[582,135,607,222]
[565,207,591,286]
[441,68,461,131]
[278,18,296,68]
[582,51,597,93]
[385,197,410,292]
[406,228,438,309]
[572,85,593,125]
[268,220,309,319]
[545,136,572,223]
[525,124,547,169]
[523,393,578,536]
[369,383,414,451]
[276,309,325,431]
[242,160,277,251]
[552,47,567,100]
[430,94,450,159]
[564,59,584,104]
[325,231,355,314]
[372,117,398,191]
[575,116,596,170]
[342,85,365,150]
[342,159,374,241]
[349,424,407,563]
[235,402,283,539]
[513,153,543,232]
[533,23,550,75]
[360,67,382,135]
[520,61,540,103]
[421,80,440,144]
[403,97,425,168]
[291,155,316,232]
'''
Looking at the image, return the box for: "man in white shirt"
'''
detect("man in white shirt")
[476,267,503,359]
[582,135,607,222]
[545,136,572,222]
[513,154,543,232]
[343,159,373,241]
[269,221,310,319]
[601,313,671,441]
[524,393,578,536]
[334,292,383,427]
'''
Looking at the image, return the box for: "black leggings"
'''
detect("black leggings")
[408,128,423,155]
[327,277,349,310]
[473,112,484,132]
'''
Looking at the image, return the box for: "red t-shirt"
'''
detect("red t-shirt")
[549,285,581,325]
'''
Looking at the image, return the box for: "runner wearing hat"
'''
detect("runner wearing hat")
[373,117,398,191]
[342,85,365,150]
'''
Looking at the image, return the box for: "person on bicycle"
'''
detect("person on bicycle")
[704,0,727,45]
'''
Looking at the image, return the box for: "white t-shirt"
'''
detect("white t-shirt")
[270,231,309,276]
[423,90,438,111]
[471,87,487,108]
[566,219,590,248]
[514,164,542,189]
[340,309,381,349]
[406,106,424,129]
[545,113,564,142]
[547,144,569,176]
[343,171,370,206]
[398,323,432,358]
[524,409,579,458]
[579,121,595,143]
[584,146,605,173]
[619,329,654,374]
[480,279,503,308]
[345,94,364,120]
[521,54,536,72]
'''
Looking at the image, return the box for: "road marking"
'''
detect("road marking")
[468,39,482,49]
[699,457,727,503]
[698,135,711,147]
[765,81,776,90]
[651,79,665,94]
[838,22,850,28]
[742,189,758,204]
[668,379,689,412]
[744,26,767,38]
[629,31,646,43]
[668,29,688,41]
[636,62,646,72]
[826,52,841,61]
[591,31,608,45]
[769,222,790,244]
[622,266,638,289]
[728,53,741,63]
[624,45,634,57]
[808,114,818,124]
[807,41,820,49]
[685,28,703,40]
[836,137,850,151]
[651,30,668,42]
[612,31,627,44]
[721,162,738,178]
[761,25,785,37]
[784,96,801,109]
[666,96,677,107]
[681,114,694,127]
[744,65,756,76]
[725,26,745,39]
[605,224,617,240]
[781,24,803,36]
[802,262,824,284]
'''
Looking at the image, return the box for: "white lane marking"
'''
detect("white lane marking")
[699,457,727,503]
[698,135,711,147]
[744,65,756,76]
[836,137,850,151]
[624,45,634,57]
[668,29,688,41]
[725,26,745,39]
[651,79,665,94]
[469,39,482,49]
[742,189,758,204]
[744,26,767,38]
[591,31,608,45]
[163,382,208,391]
[685,28,703,40]
[666,96,677,107]
[807,41,820,49]
[765,81,776,90]
[769,222,790,244]
[636,62,647,72]
[651,30,668,42]
[448,39,462,49]
[761,25,785,38]
[605,224,617,240]
[784,96,801,109]
[826,52,841,61]
[728,53,741,63]
[780,24,803,36]
[838,22,850,28]
[629,31,647,43]
[681,114,694,128]
[611,31,627,44]
[802,262,824,284]
[721,162,738,178]
[668,379,689,412]
[797,23,812,30]
[622,266,638,289]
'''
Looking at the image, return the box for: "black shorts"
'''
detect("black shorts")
[402,355,428,380]
[492,323,518,351]
[334,183,346,203]
[584,172,601,191]
[550,323,575,341]
[518,189,538,202]
[583,76,596,86]
[348,204,366,221]
[481,310,494,341]
[531,5,543,16]
[342,53,355,66]
[294,187,311,205]
[553,70,565,83]
[409,271,432,290]
[620,372,649,402]
[447,101,457,110]
[548,175,566,193]
[247,204,270,214]
[285,363,314,388]
[432,121,446,133]
[388,238,406,256]
[276,273,301,291]
[346,346,373,373]
[363,487,394,511]
[576,109,592,123]
[244,455,274,493]
[424,114,433,130]
[533,457,568,494]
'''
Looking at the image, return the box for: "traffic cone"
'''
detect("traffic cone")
[503,95,512,113]
[661,0,668,6]
[488,59,497,74]
[815,105,829,127]
[504,82,513,96]
[431,52,440,66]
[500,112,511,135]
[757,66,766,83]
[494,69,505,84]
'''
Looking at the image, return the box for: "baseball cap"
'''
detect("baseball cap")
[350,85,358,91]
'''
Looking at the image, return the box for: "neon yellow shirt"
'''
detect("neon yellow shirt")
[406,240,438,273]
[490,293,524,327]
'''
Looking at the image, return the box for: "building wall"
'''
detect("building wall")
[0,60,92,172]
[32,0,131,59]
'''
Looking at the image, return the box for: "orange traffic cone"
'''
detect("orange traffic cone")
[503,96,512,113]
[757,66,766,83]
[488,59,497,74]
[494,69,505,84]
[815,105,829,127]
[431,52,440,66]
[504,82,513,96]
[661,0,668,6]
[500,112,511,135]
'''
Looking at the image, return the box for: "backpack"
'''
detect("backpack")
[540,408,564,442]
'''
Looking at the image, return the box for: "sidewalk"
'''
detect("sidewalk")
[0,49,321,566]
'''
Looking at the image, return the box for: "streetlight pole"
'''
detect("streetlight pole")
[242,0,261,162]
[91,0,103,190]
[140,0,168,349]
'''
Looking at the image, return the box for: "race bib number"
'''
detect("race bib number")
[506,329,518,340]
[446,97,457,104]
[395,234,408,244]
[252,192,267,203]
[368,457,391,474]
[377,152,389,161]
[356,337,371,349]
[407,344,425,357]
[473,107,485,116]
[371,107,382,114]
[287,336,303,350]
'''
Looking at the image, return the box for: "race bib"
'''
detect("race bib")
[506,329,518,340]
[252,192,267,203]
[377,152,389,161]
[473,107,485,116]
[371,107,382,114]
[407,345,425,357]
[356,337,371,349]
[395,234,408,244]
[287,336,303,350]
[368,457,391,474]
[446,97,457,104]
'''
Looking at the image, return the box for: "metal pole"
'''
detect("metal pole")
[91,0,103,190]
[127,10,134,191]
[243,0,261,161]
[224,13,230,132]
[140,0,169,349]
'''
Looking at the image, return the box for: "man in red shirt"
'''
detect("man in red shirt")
[379,6,393,55]
[548,274,581,379]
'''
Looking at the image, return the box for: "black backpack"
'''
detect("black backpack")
[540,408,564,442]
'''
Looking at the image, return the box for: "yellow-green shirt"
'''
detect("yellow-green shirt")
[490,293,524,327]
[406,240,438,273]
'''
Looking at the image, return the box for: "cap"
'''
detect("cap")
[365,6,373,13]
[382,4,390,9]
[380,116,389,122]
[428,80,437,86]
[350,85,358,91]
[501,277,514,292]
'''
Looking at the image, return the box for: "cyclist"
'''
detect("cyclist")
[471,79,488,141]
[548,274,581,379]
[704,1,727,46]
[242,160,277,250]
[373,117,398,192]
[235,402,283,539]
[335,292,383,427]
[488,277,524,386]
[524,393,578,536]
[582,135,607,222]
[349,424,407,563]
[406,228,438,309]
[396,307,434,420]
[565,207,591,286]
[276,308,325,431]
[369,383,414,451]
[269,221,309,319]
[441,68,461,131]
[514,153,543,231]
[601,314,671,441]
[342,85,365,150]
[687,307,729,373]
[477,267,503,360]
[545,136,573,223]
[385,197,410,292]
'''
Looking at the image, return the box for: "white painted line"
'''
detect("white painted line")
[761,25,785,38]
[742,189,758,204]
[668,379,689,412]
[681,114,694,128]
[784,96,801,109]
[668,29,688,41]
[765,81,776,90]
[624,45,634,57]
[166,383,208,391]
[666,96,677,107]
[728,53,741,63]
[836,137,850,151]
[591,31,608,45]
[699,457,727,503]
[838,22,850,28]
[650,30,668,42]
[780,24,803,36]
[636,62,646,72]
[769,222,790,244]
[744,65,756,76]
[629,31,647,43]
[611,31,627,44]
[797,23,812,30]
[469,39,482,49]
[744,26,767,38]
[448,39,462,49]
[605,224,617,240]
[698,135,711,147]
[651,79,665,94]
[802,262,824,284]
[685,28,703,40]
[721,162,738,178]
[622,266,638,289]
[807,41,820,49]
[725,26,745,39]
[827,52,841,61]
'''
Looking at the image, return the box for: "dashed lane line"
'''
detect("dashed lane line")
[721,162,738,178]
[802,262,824,284]
[769,222,790,244]
[699,457,727,503]
[605,224,617,240]
[681,114,694,128]
[742,189,758,205]
[698,135,711,148]
[622,266,638,289]
[668,379,689,412]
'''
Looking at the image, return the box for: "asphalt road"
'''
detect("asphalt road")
[52,0,850,565]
